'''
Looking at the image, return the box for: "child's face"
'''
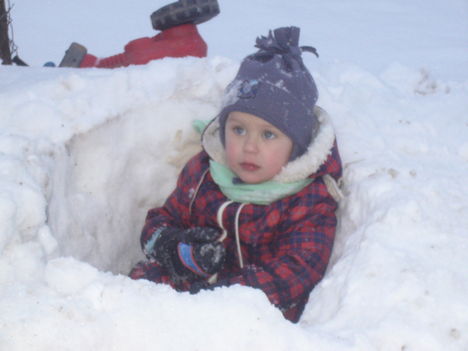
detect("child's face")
[225,111,293,184]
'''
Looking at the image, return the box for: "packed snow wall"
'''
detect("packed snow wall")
[46,59,237,274]
[0,57,235,275]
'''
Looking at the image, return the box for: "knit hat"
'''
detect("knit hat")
[219,26,320,161]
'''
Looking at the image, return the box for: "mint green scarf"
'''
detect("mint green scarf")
[209,160,312,205]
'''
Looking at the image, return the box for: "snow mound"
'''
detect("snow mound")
[0,56,467,350]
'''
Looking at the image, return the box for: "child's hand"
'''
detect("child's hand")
[150,227,225,283]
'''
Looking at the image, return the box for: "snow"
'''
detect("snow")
[1,0,468,350]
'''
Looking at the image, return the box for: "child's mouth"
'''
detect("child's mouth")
[240,162,260,171]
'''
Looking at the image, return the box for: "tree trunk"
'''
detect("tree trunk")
[0,0,12,65]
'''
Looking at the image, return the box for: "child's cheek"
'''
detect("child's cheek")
[225,137,240,166]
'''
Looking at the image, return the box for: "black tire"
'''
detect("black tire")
[151,0,220,31]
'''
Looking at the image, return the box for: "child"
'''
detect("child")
[130,26,342,323]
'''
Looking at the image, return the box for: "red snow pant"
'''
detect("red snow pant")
[80,23,207,68]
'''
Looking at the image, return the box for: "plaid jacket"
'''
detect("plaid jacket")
[134,107,342,322]
[137,109,342,322]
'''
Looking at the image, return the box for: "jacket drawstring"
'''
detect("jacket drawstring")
[208,200,233,284]
[216,200,247,269]
[322,174,344,202]
[216,200,233,242]
[234,203,247,268]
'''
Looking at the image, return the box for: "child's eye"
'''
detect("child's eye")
[232,126,246,136]
[263,130,276,140]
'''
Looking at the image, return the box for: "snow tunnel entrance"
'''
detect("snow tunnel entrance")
[47,102,204,274]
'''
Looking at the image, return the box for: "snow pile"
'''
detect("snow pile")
[0,57,234,275]
[1,0,468,348]
[0,55,467,350]
[304,63,468,350]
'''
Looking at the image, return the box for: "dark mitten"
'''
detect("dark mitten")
[177,227,225,277]
[149,227,225,283]
[148,227,186,279]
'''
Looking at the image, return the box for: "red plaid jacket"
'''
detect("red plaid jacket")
[135,121,342,322]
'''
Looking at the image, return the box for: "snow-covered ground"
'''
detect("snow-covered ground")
[1,1,467,350]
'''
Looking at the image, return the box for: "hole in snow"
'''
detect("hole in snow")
[47,101,206,274]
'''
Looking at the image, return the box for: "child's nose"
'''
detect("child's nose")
[243,134,259,153]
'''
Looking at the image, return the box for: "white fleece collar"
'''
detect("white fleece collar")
[201,106,336,183]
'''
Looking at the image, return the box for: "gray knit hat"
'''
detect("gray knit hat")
[219,26,319,161]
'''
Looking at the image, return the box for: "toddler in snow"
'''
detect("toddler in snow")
[130,26,342,323]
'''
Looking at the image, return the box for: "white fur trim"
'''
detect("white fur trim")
[201,117,227,164]
[201,106,336,183]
